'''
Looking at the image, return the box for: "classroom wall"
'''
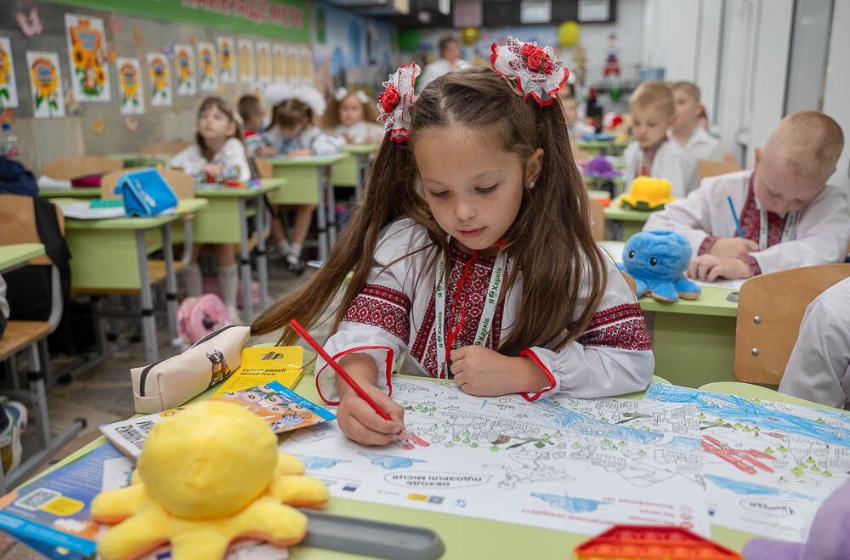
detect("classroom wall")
[0,1,311,175]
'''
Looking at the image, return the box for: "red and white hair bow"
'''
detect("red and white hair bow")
[376,61,420,143]
[490,37,568,107]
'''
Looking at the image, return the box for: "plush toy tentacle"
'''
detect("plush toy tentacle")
[276,452,306,475]
[633,277,649,297]
[233,496,309,546]
[674,278,701,300]
[268,475,331,507]
[97,502,171,560]
[170,527,232,560]
[91,484,150,524]
[650,282,679,302]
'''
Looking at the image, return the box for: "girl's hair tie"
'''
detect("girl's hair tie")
[376,61,420,143]
[490,36,569,107]
[335,87,370,105]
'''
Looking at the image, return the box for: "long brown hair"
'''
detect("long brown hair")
[266,99,313,131]
[321,92,380,130]
[196,96,243,162]
[253,66,607,356]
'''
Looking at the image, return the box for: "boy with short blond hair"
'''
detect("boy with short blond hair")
[645,111,849,281]
[624,81,698,197]
[669,81,721,161]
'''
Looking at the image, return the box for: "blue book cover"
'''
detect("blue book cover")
[0,443,130,555]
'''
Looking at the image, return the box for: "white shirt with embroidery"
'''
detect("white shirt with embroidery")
[417,58,474,92]
[668,127,722,162]
[314,219,655,404]
[261,125,343,156]
[330,121,385,145]
[624,140,699,197]
[169,138,251,181]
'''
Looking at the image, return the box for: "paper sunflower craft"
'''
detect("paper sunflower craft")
[91,400,330,560]
[619,176,677,211]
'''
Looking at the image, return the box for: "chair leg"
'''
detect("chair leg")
[28,342,51,450]
[9,355,19,392]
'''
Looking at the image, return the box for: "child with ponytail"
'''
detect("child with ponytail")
[253,38,654,445]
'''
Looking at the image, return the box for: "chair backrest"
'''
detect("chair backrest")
[722,152,738,165]
[100,168,195,200]
[141,141,191,156]
[590,198,605,241]
[735,264,850,385]
[0,194,62,266]
[697,159,742,184]
[41,156,123,180]
[619,270,637,293]
[253,157,273,179]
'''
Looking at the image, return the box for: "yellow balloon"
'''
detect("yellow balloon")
[558,21,580,48]
[461,27,480,45]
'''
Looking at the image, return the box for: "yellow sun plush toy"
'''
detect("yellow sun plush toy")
[90,400,330,560]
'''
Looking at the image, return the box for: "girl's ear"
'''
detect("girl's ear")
[227,120,237,137]
[525,148,544,188]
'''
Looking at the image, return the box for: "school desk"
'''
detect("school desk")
[262,154,348,261]
[38,187,99,199]
[0,243,45,273]
[106,153,170,168]
[54,198,209,364]
[28,375,840,559]
[577,139,631,156]
[191,180,285,323]
[331,143,380,202]
[603,195,652,240]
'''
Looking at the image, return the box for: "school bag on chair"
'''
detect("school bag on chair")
[113,168,178,217]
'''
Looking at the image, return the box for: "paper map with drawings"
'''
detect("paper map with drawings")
[280,379,710,537]
[280,380,850,542]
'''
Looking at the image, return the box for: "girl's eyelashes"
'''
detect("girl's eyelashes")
[477,185,498,194]
[428,190,449,198]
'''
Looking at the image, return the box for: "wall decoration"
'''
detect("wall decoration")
[92,116,104,134]
[65,14,111,102]
[237,39,255,84]
[0,38,19,109]
[286,45,300,84]
[64,87,81,115]
[272,43,288,83]
[300,46,313,85]
[26,52,65,119]
[16,7,43,38]
[125,116,138,133]
[217,37,235,83]
[133,27,146,45]
[255,41,271,84]
[109,13,122,32]
[197,42,218,92]
[174,44,197,96]
[116,57,144,115]
[147,52,172,106]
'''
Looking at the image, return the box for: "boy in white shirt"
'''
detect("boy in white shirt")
[779,277,850,410]
[644,111,849,281]
[623,81,698,197]
[669,82,721,161]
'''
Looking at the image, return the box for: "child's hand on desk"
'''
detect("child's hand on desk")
[201,163,224,180]
[287,149,314,157]
[687,254,752,282]
[451,346,550,397]
[709,237,758,258]
[337,384,405,446]
[255,146,278,157]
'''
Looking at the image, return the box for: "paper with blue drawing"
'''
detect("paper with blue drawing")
[280,380,850,542]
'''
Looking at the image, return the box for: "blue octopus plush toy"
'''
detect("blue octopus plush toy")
[618,231,701,302]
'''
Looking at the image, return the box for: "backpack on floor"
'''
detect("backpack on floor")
[176,293,231,345]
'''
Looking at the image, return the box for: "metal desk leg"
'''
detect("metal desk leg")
[255,194,269,313]
[316,166,329,261]
[325,165,338,249]
[355,153,367,203]
[135,230,158,364]
[161,222,178,342]
[238,199,254,323]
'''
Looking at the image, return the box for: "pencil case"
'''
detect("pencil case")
[131,324,251,413]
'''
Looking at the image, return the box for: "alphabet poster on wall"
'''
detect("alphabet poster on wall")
[272,43,288,83]
[197,42,218,92]
[0,38,19,109]
[217,37,235,83]
[286,45,300,84]
[237,39,255,84]
[174,44,196,96]
[255,41,271,84]
[300,45,314,85]
[65,14,111,102]
[147,52,172,107]
[26,52,65,119]
[116,57,144,115]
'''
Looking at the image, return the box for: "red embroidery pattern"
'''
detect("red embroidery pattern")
[737,254,762,277]
[410,249,504,378]
[638,137,667,177]
[577,303,652,351]
[738,174,788,247]
[698,235,719,256]
[342,284,411,342]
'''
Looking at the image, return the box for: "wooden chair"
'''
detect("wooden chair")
[619,270,637,293]
[141,141,191,156]
[734,264,850,385]
[253,157,273,179]
[0,195,85,492]
[697,159,742,184]
[41,156,122,180]
[722,152,738,165]
[590,198,605,242]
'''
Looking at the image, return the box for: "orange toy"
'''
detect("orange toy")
[574,525,742,560]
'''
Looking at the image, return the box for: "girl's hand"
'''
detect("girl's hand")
[255,146,278,157]
[450,346,550,397]
[337,384,405,446]
[287,148,314,157]
[201,163,224,179]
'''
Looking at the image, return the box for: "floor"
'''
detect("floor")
[0,251,317,558]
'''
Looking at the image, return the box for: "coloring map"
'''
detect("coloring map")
[280,380,850,542]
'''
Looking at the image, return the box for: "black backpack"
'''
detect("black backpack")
[0,157,38,198]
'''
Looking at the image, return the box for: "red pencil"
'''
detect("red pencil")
[289,319,394,422]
